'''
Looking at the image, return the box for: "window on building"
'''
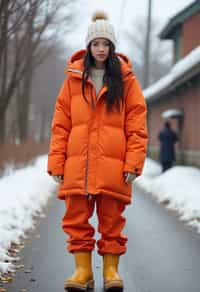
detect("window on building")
[173,27,182,63]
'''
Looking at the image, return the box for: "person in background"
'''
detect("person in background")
[47,11,148,292]
[158,121,178,172]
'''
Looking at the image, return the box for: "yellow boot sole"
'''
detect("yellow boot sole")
[64,279,94,291]
[104,279,123,291]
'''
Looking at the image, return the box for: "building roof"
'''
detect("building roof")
[160,0,200,39]
[144,46,200,103]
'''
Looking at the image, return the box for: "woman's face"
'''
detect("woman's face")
[90,38,110,64]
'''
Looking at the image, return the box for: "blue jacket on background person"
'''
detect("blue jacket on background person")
[158,121,178,172]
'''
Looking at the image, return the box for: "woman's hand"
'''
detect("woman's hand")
[52,175,64,183]
[123,172,137,183]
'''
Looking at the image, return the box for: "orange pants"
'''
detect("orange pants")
[61,194,128,255]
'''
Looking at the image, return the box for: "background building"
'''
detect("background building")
[145,0,200,166]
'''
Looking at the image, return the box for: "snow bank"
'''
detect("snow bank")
[135,158,161,191]
[136,158,200,233]
[0,155,56,273]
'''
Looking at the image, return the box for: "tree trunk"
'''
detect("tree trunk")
[39,108,47,142]
[17,69,32,143]
[0,109,6,144]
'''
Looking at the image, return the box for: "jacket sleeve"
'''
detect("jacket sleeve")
[123,74,148,176]
[47,78,72,176]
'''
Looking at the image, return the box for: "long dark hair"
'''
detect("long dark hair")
[82,41,124,112]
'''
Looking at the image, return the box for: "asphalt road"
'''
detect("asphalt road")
[2,186,200,292]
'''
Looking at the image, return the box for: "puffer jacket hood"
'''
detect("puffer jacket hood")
[65,49,133,80]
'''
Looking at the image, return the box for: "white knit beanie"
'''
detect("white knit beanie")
[85,11,117,48]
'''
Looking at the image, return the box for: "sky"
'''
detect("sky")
[66,0,194,53]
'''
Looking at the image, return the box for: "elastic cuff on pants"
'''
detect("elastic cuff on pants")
[98,249,126,256]
[97,245,127,256]
[68,248,94,254]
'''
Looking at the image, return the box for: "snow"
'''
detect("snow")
[136,158,200,233]
[161,108,183,119]
[0,155,200,274]
[143,46,200,100]
[0,155,56,274]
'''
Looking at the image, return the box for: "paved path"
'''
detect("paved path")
[2,186,200,292]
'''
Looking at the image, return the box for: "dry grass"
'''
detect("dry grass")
[0,140,50,173]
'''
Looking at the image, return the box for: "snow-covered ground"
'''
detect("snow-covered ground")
[0,155,200,274]
[136,158,200,234]
[0,155,56,274]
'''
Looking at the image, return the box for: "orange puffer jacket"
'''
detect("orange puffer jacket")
[47,49,148,204]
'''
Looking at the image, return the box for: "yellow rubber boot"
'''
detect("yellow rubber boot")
[64,252,94,291]
[103,254,123,291]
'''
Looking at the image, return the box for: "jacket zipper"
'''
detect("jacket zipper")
[84,85,96,197]
[84,142,94,200]
[68,68,104,197]
[84,148,89,196]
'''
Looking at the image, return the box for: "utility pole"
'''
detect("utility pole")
[117,0,127,40]
[143,0,152,88]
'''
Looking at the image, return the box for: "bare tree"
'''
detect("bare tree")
[27,42,71,143]
[0,1,28,142]
[15,0,61,142]
[0,0,78,143]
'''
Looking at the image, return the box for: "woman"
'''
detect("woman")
[47,11,148,292]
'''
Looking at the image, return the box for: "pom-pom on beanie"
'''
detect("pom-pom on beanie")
[85,11,117,48]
